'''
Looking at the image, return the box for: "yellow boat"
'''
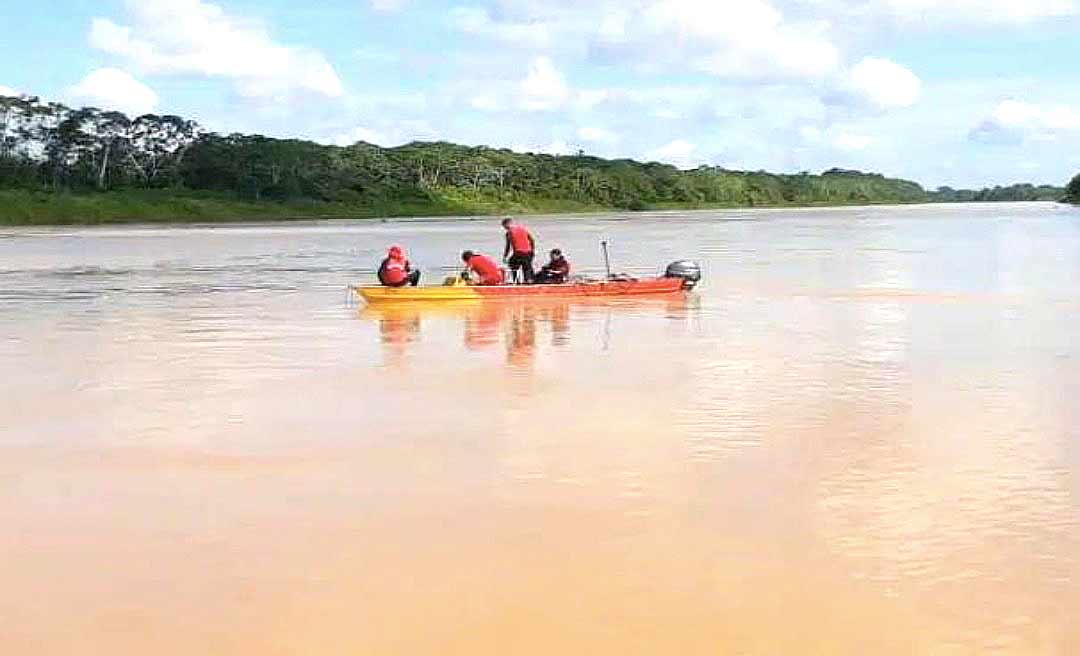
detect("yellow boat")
[355,284,487,303]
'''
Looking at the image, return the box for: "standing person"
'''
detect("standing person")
[501,217,536,284]
[377,245,421,287]
[461,250,505,286]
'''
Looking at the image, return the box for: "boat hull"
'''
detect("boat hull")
[356,277,685,303]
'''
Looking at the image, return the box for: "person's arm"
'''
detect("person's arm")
[528,232,536,252]
[503,233,511,260]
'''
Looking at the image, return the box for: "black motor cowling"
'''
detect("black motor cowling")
[664,260,702,290]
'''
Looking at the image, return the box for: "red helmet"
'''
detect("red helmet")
[388,245,404,259]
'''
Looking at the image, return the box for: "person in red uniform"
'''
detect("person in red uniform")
[535,248,570,284]
[501,217,536,284]
[461,250,504,286]
[377,245,421,287]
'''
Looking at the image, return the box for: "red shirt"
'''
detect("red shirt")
[379,256,408,285]
[466,254,504,285]
[506,224,534,254]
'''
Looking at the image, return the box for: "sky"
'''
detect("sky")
[3,0,1080,188]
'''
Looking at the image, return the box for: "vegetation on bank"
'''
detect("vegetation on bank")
[1064,174,1080,204]
[0,93,1069,225]
[929,183,1064,202]
[0,188,612,225]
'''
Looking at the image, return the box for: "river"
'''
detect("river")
[1,202,1077,654]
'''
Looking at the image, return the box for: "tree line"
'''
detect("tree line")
[1065,174,1080,204]
[1,95,199,192]
[0,93,1068,214]
[929,184,1064,202]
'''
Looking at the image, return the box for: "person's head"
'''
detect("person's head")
[550,248,563,260]
[388,245,403,259]
[501,218,513,230]
[461,250,475,262]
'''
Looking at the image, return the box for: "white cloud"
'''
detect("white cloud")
[574,89,610,111]
[971,99,1080,143]
[68,68,159,116]
[596,10,629,44]
[450,7,551,48]
[0,84,20,97]
[877,0,1077,24]
[832,132,873,151]
[371,0,407,12]
[646,139,702,168]
[993,99,1080,130]
[519,57,570,111]
[848,57,921,109]
[334,126,383,146]
[89,0,343,103]
[799,125,824,142]
[577,126,618,143]
[453,1,843,82]
[594,0,841,81]
[470,94,504,111]
[323,119,436,148]
[799,123,874,151]
[511,140,576,156]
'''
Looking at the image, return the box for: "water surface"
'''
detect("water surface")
[1,203,1077,654]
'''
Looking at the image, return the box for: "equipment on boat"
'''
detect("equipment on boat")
[664,260,702,290]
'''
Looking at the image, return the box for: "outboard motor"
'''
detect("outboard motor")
[664,260,702,290]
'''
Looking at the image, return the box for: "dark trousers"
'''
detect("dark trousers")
[507,252,534,283]
[535,269,566,284]
[383,270,421,287]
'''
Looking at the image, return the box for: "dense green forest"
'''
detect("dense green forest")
[1064,174,1080,204]
[928,183,1064,202]
[0,94,1068,224]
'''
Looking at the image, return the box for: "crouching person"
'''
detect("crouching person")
[535,248,570,284]
[378,245,421,287]
[461,250,505,285]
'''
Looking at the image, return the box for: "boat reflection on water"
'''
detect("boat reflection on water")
[370,306,424,369]
[359,295,699,373]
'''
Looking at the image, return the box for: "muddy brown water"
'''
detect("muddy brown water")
[1,203,1077,654]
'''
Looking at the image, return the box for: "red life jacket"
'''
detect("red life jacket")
[467,254,504,285]
[381,257,407,284]
[507,224,533,254]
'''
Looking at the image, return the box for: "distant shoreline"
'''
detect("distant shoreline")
[0,189,1066,227]
[1,95,1068,227]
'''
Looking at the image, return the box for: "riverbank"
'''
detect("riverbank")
[0,188,1029,226]
[0,189,618,225]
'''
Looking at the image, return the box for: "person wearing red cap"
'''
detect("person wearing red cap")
[461,250,504,286]
[501,217,536,284]
[378,245,421,287]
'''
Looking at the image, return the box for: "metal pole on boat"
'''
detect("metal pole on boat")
[601,240,612,279]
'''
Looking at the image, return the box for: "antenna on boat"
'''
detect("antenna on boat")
[601,240,612,279]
